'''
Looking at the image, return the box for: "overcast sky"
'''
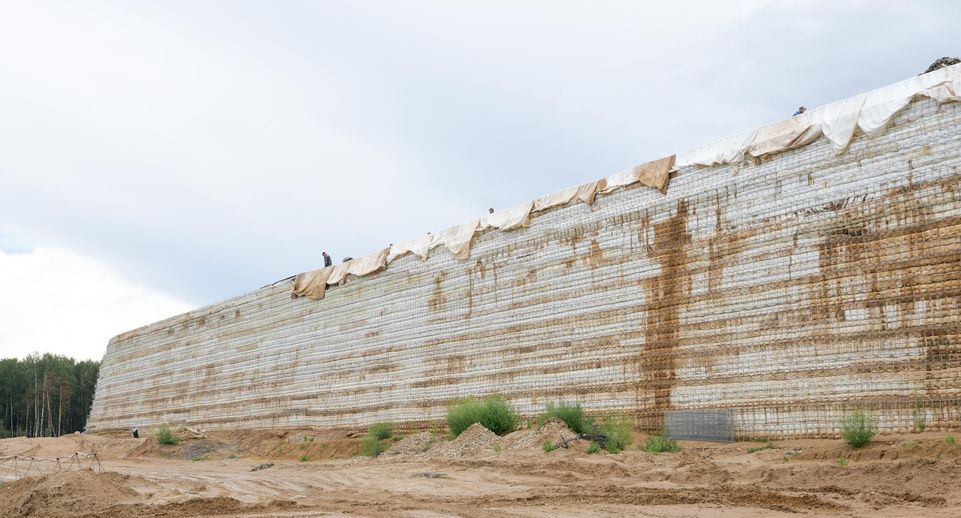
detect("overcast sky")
[0,0,957,361]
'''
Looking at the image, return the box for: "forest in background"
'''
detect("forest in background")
[0,354,100,437]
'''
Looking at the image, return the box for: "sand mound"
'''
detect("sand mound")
[383,432,434,456]
[426,424,498,458]
[500,418,578,452]
[0,470,140,517]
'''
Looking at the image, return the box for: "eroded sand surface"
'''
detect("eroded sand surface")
[2,425,961,517]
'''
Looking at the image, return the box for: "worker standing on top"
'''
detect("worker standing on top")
[322,251,332,267]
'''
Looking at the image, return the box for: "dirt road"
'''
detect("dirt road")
[2,426,960,517]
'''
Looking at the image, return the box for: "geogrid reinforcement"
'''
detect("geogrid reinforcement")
[87,74,961,439]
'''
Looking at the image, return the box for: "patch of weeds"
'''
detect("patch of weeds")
[361,434,390,457]
[155,424,178,446]
[191,455,209,462]
[601,415,633,453]
[913,395,926,433]
[586,441,600,454]
[747,441,776,454]
[840,410,877,448]
[446,396,519,437]
[901,440,919,450]
[493,443,502,453]
[369,422,393,441]
[228,453,240,459]
[945,435,956,445]
[542,440,557,453]
[303,435,314,442]
[836,456,848,467]
[299,455,310,462]
[299,443,306,450]
[642,431,679,454]
[536,401,595,434]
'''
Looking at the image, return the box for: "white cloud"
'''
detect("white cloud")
[0,247,194,361]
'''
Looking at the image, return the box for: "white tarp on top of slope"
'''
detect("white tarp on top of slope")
[676,63,961,167]
[292,64,961,295]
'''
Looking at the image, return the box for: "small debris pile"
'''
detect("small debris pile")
[500,418,578,452]
[383,432,434,456]
[425,424,498,458]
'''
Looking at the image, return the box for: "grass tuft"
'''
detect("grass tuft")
[945,435,956,445]
[299,455,310,462]
[836,456,848,467]
[155,424,178,446]
[840,410,877,448]
[446,396,519,437]
[586,441,600,454]
[536,401,595,434]
[642,430,679,454]
[542,440,557,453]
[191,455,208,461]
[361,435,389,457]
[901,440,919,450]
[601,416,633,453]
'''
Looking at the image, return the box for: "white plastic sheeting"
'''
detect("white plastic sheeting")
[533,180,603,211]
[676,63,961,167]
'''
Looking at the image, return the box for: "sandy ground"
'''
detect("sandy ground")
[2,423,961,517]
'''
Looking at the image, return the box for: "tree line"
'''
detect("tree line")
[0,353,100,438]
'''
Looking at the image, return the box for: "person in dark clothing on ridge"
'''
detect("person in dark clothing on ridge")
[322,251,332,267]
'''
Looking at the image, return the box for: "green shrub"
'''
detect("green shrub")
[747,441,776,453]
[945,435,956,445]
[361,435,389,457]
[836,456,848,467]
[586,441,600,454]
[840,410,877,448]
[369,422,393,440]
[602,416,633,453]
[642,432,679,454]
[155,424,178,445]
[299,455,310,462]
[542,440,557,453]
[446,396,519,437]
[537,401,595,434]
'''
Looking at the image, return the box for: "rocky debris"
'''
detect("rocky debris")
[183,441,218,460]
[923,57,960,74]
[426,424,499,458]
[250,462,274,472]
[499,418,578,452]
[383,432,434,456]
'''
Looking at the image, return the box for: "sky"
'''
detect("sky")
[0,0,958,361]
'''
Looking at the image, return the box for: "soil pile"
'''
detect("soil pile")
[0,470,139,517]
[383,432,434,456]
[426,424,498,458]
[500,418,578,452]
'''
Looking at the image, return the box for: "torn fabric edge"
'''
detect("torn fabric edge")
[387,235,432,264]
[291,267,333,300]
[429,220,480,260]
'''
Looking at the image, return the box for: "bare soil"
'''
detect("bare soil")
[2,426,961,517]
